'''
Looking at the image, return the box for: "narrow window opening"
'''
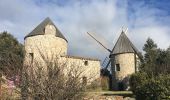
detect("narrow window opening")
[115,64,120,71]
[29,53,34,64]
[82,76,87,85]
[84,61,88,66]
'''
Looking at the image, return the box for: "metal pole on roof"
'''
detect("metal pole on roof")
[125,28,128,34]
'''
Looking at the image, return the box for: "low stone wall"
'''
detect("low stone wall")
[83,95,135,100]
[83,96,123,100]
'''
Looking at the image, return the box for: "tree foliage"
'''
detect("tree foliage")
[130,73,170,100]
[130,38,170,100]
[0,31,23,76]
[142,38,158,74]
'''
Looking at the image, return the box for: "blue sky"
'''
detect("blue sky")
[0,0,170,60]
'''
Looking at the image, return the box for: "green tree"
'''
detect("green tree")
[0,31,23,77]
[130,73,170,100]
[166,46,170,65]
[142,38,158,75]
[130,38,170,100]
[155,49,170,74]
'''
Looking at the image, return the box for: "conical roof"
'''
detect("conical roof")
[24,17,67,42]
[112,31,139,54]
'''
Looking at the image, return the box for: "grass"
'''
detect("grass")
[85,90,134,98]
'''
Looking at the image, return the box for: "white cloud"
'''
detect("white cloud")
[0,0,170,61]
[127,0,170,51]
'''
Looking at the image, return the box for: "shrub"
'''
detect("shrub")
[21,61,87,100]
[101,76,109,90]
[130,72,170,100]
[87,78,101,91]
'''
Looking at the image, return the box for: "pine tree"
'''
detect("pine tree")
[142,38,158,75]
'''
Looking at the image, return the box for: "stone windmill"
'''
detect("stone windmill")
[87,30,141,90]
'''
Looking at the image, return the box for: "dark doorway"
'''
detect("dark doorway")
[118,82,124,91]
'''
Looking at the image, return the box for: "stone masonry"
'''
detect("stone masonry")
[24,17,101,85]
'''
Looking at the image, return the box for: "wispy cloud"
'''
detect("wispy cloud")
[0,0,170,60]
[127,0,170,50]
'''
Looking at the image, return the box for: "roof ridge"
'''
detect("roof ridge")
[61,55,100,61]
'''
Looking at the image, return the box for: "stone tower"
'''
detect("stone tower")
[110,31,140,90]
[24,17,68,66]
[24,17,101,85]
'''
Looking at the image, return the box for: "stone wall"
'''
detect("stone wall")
[112,53,135,80]
[83,94,135,100]
[111,53,137,90]
[83,96,124,100]
[60,56,101,84]
[25,35,67,56]
[24,35,67,69]
[24,34,100,85]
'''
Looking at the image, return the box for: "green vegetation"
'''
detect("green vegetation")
[1,32,170,99]
[0,31,23,99]
[0,31,23,77]
[100,69,112,91]
[130,38,170,100]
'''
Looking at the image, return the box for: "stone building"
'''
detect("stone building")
[110,31,140,90]
[24,17,100,85]
[24,17,140,90]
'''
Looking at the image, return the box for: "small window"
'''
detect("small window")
[82,76,87,85]
[29,53,34,64]
[115,64,120,71]
[84,61,88,66]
